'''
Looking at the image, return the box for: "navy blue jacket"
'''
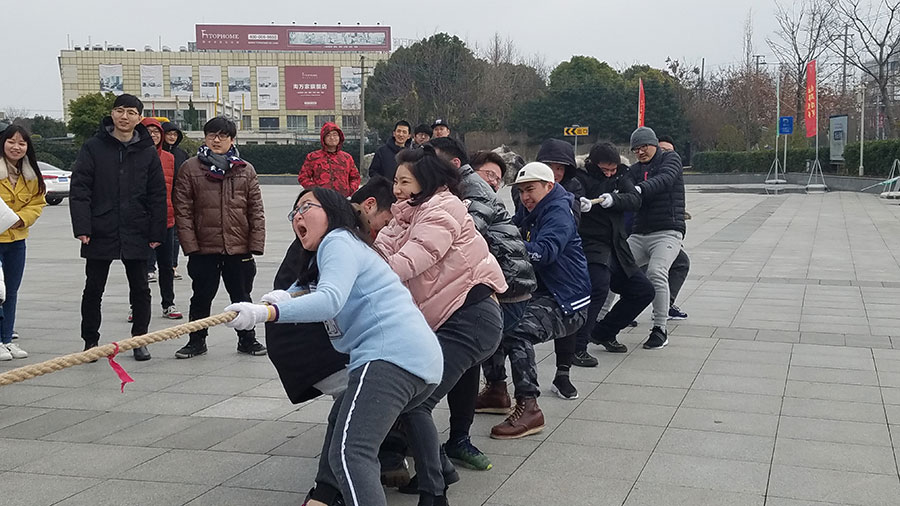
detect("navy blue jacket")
[513,183,591,315]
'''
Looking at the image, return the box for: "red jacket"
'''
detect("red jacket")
[298,122,360,197]
[141,117,175,228]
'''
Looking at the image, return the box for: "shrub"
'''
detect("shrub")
[843,140,900,177]
[236,141,367,174]
[692,147,830,174]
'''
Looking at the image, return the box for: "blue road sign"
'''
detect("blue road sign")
[779,116,794,135]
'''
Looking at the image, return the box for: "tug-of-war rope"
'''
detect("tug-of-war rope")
[0,311,238,389]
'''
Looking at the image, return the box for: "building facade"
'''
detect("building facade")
[58,24,391,144]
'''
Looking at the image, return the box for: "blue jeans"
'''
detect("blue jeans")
[0,240,27,344]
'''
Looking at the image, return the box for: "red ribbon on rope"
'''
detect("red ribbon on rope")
[106,342,135,393]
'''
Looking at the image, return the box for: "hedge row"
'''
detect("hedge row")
[843,140,900,177]
[692,148,830,174]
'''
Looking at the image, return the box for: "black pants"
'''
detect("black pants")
[151,227,176,309]
[81,258,150,344]
[575,259,655,353]
[187,253,257,342]
[668,249,690,304]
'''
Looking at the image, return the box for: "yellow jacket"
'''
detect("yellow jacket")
[0,157,46,242]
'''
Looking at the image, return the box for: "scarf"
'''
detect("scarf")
[197,145,246,181]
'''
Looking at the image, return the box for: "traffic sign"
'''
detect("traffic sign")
[779,116,794,135]
[564,126,589,136]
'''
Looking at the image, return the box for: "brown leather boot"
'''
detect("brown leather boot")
[490,397,544,439]
[475,381,511,414]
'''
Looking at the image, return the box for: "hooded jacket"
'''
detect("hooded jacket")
[512,139,584,223]
[457,164,536,302]
[161,122,189,174]
[513,183,591,315]
[368,136,410,182]
[298,123,361,197]
[141,118,176,229]
[0,155,46,243]
[627,149,685,236]
[375,190,508,330]
[579,163,642,277]
[70,117,167,260]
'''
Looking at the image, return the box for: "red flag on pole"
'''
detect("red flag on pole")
[638,78,646,127]
[805,60,817,138]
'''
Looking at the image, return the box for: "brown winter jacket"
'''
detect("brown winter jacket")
[173,156,266,256]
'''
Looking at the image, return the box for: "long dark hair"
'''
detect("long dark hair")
[0,125,46,194]
[291,187,379,285]
[395,145,460,206]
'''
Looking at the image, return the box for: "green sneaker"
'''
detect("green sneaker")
[445,436,492,471]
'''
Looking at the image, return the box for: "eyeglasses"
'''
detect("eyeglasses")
[112,107,141,118]
[205,133,232,142]
[631,144,652,154]
[476,168,502,185]
[287,202,323,221]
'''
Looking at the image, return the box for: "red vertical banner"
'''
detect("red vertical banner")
[805,60,817,138]
[638,78,646,127]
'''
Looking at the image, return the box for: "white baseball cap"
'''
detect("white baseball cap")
[514,162,555,184]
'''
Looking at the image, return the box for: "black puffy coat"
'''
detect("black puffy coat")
[628,149,685,236]
[368,137,409,182]
[162,122,189,175]
[265,239,349,404]
[579,164,642,277]
[70,117,167,260]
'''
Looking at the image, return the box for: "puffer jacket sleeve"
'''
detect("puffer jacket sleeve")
[368,149,384,179]
[609,171,642,212]
[382,206,459,283]
[637,151,682,198]
[69,142,96,238]
[297,153,316,188]
[245,165,266,255]
[347,156,361,193]
[173,161,198,254]
[147,154,167,243]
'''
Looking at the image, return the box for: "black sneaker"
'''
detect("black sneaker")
[643,327,668,350]
[572,350,599,368]
[133,345,151,361]
[175,341,207,359]
[668,304,688,320]
[628,320,638,327]
[551,374,579,400]
[597,338,628,353]
[237,338,267,356]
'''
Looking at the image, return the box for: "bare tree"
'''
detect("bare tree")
[3,107,30,121]
[831,0,900,138]
[767,0,836,132]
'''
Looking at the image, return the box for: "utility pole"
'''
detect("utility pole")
[753,54,766,73]
[699,57,705,95]
[358,55,367,169]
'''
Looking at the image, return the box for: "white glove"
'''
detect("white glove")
[599,193,614,209]
[635,185,642,194]
[579,197,593,213]
[225,302,271,330]
[260,289,292,304]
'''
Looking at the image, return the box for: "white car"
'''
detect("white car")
[38,162,70,206]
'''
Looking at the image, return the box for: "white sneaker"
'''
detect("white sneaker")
[5,342,27,359]
[0,344,12,361]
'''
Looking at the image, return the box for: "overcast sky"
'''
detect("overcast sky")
[2,0,782,118]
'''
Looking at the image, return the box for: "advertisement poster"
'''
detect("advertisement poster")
[169,65,193,97]
[140,65,164,98]
[195,24,390,52]
[340,67,361,110]
[199,65,222,99]
[285,66,334,110]
[98,64,123,95]
[228,66,252,108]
[830,115,849,162]
[256,66,280,110]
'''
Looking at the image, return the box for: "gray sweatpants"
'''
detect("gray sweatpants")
[627,230,683,330]
[315,360,435,506]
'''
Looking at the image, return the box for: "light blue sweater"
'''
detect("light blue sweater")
[274,228,443,385]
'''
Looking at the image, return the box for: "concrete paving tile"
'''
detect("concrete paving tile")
[777,416,892,447]
[569,399,677,427]
[228,455,317,492]
[785,380,882,403]
[193,396,298,420]
[656,428,774,463]
[781,397,886,424]
[0,384,68,406]
[586,384,687,407]
[624,482,765,506]
[765,498,848,506]
[27,385,143,411]
[700,359,788,379]
[0,472,100,506]
[161,375,268,396]
[670,407,779,436]
[0,405,51,430]
[151,417,260,450]
[119,449,268,485]
[53,479,210,506]
[238,379,291,399]
[547,419,665,451]
[846,336,894,349]
[0,438,69,471]
[773,438,897,475]
[112,372,196,392]
[876,370,900,388]
[667,324,717,338]
[466,434,542,458]
[22,368,105,388]
[707,348,790,365]
[209,420,315,454]
[798,332,846,346]
[713,327,759,340]
[96,414,205,446]
[637,452,769,494]
[278,399,332,423]
[614,355,706,373]
[787,366,878,386]
[603,368,697,388]
[185,486,305,506]
[15,443,166,477]
[110,391,230,416]
[269,423,328,458]
[714,339,794,353]
[3,408,102,439]
[768,464,900,505]
[790,354,875,371]
[492,468,633,506]
[793,343,873,357]
[756,330,802,343]
[42,411,155,443]
[693,373,785,396]
[681,389,783,415]
[518,442,650,482]
[203,360,279,379]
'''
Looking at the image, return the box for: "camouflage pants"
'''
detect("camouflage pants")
[484,295,587,399]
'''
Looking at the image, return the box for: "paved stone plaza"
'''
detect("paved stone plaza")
[3,186,900,505]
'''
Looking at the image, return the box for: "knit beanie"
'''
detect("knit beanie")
[630,127,659,150]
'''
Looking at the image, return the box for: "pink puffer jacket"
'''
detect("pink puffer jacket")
[375,189,507,330]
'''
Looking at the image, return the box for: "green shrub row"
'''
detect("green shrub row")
[692,148,830,174]
[843,140,900,177]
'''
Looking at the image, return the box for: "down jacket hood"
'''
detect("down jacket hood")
[320,122,345,151]
[140,117,165,153]
[161,121,184,147]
